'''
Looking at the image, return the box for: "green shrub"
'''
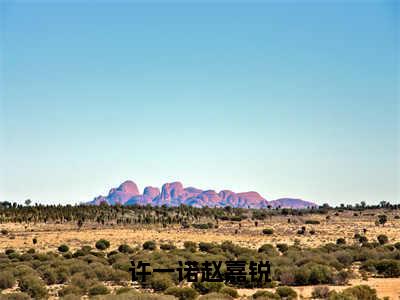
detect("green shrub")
[275,286,297,300]
[58,244,69,253]
[39,267,57,285]
[377,234,389,245]
[0,271,16,289]
[19,275,48,299]
[81,245,92,253]
[95,239,111,250]
[374,259,400,277]
[88,283,109,295]
[198,292,233,300]
[184,241,197,252]
[198,242,217,253]
[143,240,156,250]
[63,252,73,259]
[252,290,279,299]
[1,292,30,300]
[395,242,400,250]
[220,286,238,298]
[276,243,289,253]
[160,243,177,250]
[149,273,174,292]
[193,281,224,294]
[19,253,33,261]
[262,228,274,235]
[165,287,198,300]
[342,285,379,300]
[258,244,279,256]
[71,272,95,291]
[58,285,83,297]
[118,244,134,253]
[193,223,214,229]
[5,249,15,255]
[312,286,330,299]
[1,229,9,235]
[116,287,134,294]
[336,238,346,245]
[305,220,320,225]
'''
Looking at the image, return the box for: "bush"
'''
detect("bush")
[275,286,297,300]
[1,229,9,235]
[374,259,400,277]
[1,292,30,300]
[58,285,83,297]
[149,273,174,292]
[377,234,389,245]
[276,243,289,253]
[198,242,217,253]
[58,244,69,253]
[160,243,177,251]
[193,281,224,294]
[336,238,346,245]
[118,244,134,253]
[39,267,57,285]
[19,275,48,299]
[311,286,330,299]
[220,287,238,298]
[305,220,320,225]
[252,290,279,299]
[5,249,15,255]
[88,283,109,295]
[342,285,379,300]
[258,244,279,256]
[0,271,16,289]
[165,287,198,300]
[262,228,274,235]
[95,239,110,250]
[70,273,95,291]
[395,242,400,250]
[143,240,156,250]
[198,292,233,300]
[184,241,197,252]
[116,287,134,294]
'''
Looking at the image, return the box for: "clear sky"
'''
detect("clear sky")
[0,1,399,206]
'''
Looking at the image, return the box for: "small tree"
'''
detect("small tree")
[95,239,110,250]
[377,234,389,245]
[143,240,156,250]
[378,215,388,226]
[58,244,69,253]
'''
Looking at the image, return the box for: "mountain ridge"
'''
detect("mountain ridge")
[88,180,317,209]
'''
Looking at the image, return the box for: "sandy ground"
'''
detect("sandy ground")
[0,212,399,252]
[1,211,399,299]
[238,278,400,299]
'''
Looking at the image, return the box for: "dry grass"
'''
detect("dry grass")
[0,210,399,252]
[1,209,399,299]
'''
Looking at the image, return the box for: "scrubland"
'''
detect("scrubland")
[0,204,399,299]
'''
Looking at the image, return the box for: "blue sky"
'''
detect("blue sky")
[0,1,399,205]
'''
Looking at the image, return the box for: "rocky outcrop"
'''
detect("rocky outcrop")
[88,180,317,209]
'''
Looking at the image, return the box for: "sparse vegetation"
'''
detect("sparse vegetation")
[0,204,398,299]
